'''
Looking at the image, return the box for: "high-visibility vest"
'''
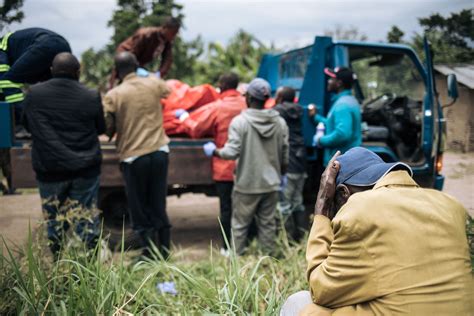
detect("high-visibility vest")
[0,32,12,51]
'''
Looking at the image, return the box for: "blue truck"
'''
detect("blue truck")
[257,36,458,197]
[0,36,459,245]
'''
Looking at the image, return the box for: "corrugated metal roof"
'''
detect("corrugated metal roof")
[434,64,474,89]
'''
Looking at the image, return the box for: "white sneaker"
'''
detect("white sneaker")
[219,248,230,258]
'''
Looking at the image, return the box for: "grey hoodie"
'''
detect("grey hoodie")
[219,108,289,194]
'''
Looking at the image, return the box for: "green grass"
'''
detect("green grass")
[2,215,472,315]
[0,223,307,315]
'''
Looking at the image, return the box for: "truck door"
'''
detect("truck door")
[423,37,440,178]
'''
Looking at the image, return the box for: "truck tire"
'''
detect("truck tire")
[99,189,141,250]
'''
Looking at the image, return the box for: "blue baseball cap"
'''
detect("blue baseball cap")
[335,147,412,187]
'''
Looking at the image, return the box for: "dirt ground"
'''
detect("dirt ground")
[1,151,473,255]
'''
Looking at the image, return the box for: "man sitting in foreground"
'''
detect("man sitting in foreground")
[281,147,472,315]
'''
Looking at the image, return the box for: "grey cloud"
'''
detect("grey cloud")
[3,0,472,57]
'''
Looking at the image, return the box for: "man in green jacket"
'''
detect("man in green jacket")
[309,67,361,166]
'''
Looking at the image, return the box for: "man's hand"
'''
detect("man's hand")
[315,151,341,218]
[308,104,318,117]
[203,142,217,157]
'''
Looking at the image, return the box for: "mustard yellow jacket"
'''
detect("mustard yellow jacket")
[304,171,472,315]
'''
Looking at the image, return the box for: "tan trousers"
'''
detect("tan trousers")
[231,190,278,255]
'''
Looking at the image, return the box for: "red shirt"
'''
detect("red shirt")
[181,89,246,181]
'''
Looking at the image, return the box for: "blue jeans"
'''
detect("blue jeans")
[38,175,100,255]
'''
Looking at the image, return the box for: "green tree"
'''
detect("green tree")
[0,0,24,32]
[387,26,404,43]
[107,0,145,46]
[80,48,114,92]
[108,0,184,47]
[81,1,269,89]
[194,29,269,84]
[413,9,474,63]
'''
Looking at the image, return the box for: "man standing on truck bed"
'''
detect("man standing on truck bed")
[103,52,172,259]
[309,67,362,166]
[175,72,246,254]
[22,53,105,258]
[204,78,289,255]
[0,28,71,126]
[109,17,180,88]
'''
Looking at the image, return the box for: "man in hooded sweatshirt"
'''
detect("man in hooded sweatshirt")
[203,78,289,255]
[274,86,307,241]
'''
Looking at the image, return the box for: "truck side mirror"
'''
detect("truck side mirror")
[443,74,458,108]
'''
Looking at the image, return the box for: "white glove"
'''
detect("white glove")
[203,142,217,157]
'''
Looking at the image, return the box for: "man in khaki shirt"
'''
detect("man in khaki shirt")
[103,52,171,258]
[281,147,472,316]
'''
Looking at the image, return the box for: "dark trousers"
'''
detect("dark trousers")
[121,150,170,257]
[215,181,233,249]
[38,175,100,256]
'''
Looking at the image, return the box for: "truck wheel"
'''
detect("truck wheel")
[99,190,141,250]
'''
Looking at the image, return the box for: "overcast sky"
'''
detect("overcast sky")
[6,0,472,56]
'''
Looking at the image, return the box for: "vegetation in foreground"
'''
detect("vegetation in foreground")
[1,213,472,315]
[0,224,307,315]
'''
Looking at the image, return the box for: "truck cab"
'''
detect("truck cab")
[257,36,459,194]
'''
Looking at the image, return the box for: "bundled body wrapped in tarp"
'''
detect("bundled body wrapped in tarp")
[162,80,219,135]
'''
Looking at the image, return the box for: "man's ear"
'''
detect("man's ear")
[335,184,351,206]
[337,184,350,198]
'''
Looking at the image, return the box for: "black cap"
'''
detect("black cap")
[324,67,357,86]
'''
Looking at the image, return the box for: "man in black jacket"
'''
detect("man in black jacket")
[274,86,307,241]
[23,52,105,257]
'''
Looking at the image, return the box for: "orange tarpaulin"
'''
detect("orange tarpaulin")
[162,80,220,135]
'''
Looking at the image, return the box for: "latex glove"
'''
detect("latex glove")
[136,67,149,77]
[312,134,323,147]
[203,142,216,157]
[175,109,187,118]
[175,109,189,122]
[280,174,288,191]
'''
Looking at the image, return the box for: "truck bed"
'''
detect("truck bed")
[10,138,214,189]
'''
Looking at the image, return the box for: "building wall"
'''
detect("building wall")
[436,74,474,152]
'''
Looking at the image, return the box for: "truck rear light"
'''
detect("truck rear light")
[436,153,443,174]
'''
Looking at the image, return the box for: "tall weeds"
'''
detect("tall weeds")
[0,222,307,315]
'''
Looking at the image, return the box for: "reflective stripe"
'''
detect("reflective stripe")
[0,80,22,89]
[5,93,24,103]
[0,32,12,51]
[0,64,10,72]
